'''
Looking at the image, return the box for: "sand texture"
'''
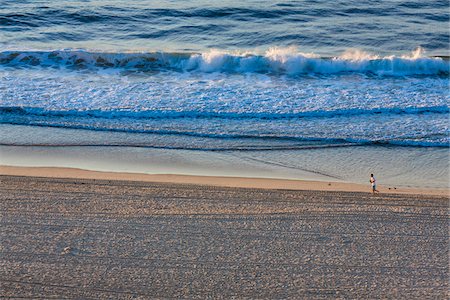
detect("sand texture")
[1,175,448,299]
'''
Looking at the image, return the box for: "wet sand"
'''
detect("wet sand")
[1,175,448,299]
[1,165,448,196]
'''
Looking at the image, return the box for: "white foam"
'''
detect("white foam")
[0,65,448,147]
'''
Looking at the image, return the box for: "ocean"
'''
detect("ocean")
[0,0,449,187]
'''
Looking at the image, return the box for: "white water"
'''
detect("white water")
[1,47,448,75]
[1,58,448,147]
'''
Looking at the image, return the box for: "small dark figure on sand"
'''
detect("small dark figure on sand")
[370,174,379,193]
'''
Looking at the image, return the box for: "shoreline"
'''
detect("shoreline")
[2,126,449,190]
[1,165,447,196]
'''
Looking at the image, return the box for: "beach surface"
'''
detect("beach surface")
[1,173,448,298]
[0,165,448,196]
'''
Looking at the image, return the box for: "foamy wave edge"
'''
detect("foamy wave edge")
[0,47,448,76]
[1,105,448,120]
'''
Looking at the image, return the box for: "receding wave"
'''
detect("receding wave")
[1,105,448,121]
[0,125,447,148]
[0,47,448,76]
[0,141,365,152]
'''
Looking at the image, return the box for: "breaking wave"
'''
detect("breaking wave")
[0,47,448,76]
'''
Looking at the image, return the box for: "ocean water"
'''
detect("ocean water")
[0,1,449,185]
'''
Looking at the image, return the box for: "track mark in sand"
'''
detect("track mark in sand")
[0,175,448,298]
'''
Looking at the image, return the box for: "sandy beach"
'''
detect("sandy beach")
[1,172,448,298]
[1,1,449,299]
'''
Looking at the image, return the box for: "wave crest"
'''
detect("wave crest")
[0,47,448,76]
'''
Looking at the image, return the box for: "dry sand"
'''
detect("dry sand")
[0,174,448,299]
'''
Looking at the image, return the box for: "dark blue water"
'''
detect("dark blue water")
[1,0,449,55]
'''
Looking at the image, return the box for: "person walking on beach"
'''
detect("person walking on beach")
[370,174,379,194]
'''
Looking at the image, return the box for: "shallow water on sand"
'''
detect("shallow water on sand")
[1,125,448,189]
